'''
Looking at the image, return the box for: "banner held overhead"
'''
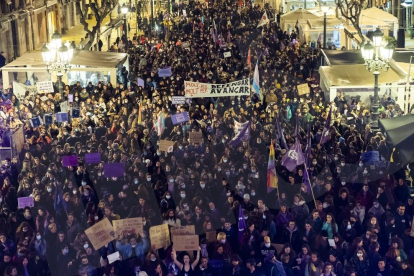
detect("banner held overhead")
[185,79,250,98]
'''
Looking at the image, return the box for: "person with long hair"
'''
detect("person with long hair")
[305,252,324,276]
[163,209,181,227]
[172,247,200,276]
[321,213,338,239]
[346,248,369,276]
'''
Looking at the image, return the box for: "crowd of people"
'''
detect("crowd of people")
[0,1,413,276]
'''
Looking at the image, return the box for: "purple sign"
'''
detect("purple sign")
[137,78,145,87]
[68,94,73,102]
[18,197,34,209]
[158,67,172,77]
[172,112,189,125]
[62,155,78,167]
[85,153,101,164]
[103,163,125,177]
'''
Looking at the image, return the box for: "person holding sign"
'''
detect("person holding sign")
[172,246,201,276]
[116,232,150,261]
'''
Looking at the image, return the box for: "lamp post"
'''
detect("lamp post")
[121,4,129,53]
[361,27,395,130]
[321,4,329,49]
[41,31,74,98]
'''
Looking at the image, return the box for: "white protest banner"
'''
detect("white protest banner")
[185,79,250,98]
[107,251,120,264]
[13,82,37,101]
[36,81,54,93]
[172,96,186,105]
[224,51,231,58]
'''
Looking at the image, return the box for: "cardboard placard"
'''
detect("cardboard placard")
[189,131,203,144]
[274,244,284,255]
[18,197,34,209]
[84,218,116,250]
[85,153,101,164]
[159,140,175,152]
[297,83,310,96]
[171,225,195,236]
[172,235,199,251]
[113,217,143,236]
[36,81,54,93]
[62,155,78,167]
[172,112,189,125]
[149,224,170,249]
[206,231,216,243]
[103,163,125,177]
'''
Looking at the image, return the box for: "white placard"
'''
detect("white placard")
[107,251,120,264]
[36,81,54,93]
[60,101,70,112]
[328,239,336,247]
[224,51,231,58]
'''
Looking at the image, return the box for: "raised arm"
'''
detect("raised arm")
[172,248,183,270]
[191,247,201,270]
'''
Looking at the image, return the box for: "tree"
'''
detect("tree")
[76,0,118,50]
[335,0,366,44]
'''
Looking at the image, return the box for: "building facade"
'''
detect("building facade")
[0,0,81,64]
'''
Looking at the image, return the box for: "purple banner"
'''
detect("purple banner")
[158,67,172,77]
[172,112,189,125]
[103,163,125,177]
[62,155,78,167]
[85,153,102,164]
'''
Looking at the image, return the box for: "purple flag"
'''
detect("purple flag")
[54,182,67,213]
[275,117,287,149]
[281,120,305,173]
[158,67,172,77]
[238,205,247,244]
[320,108,332,144]
[229,121,250,146]
[303,126,312,194]
[62,155,78,167]
[85,153,101,164]
[103,163,125,177]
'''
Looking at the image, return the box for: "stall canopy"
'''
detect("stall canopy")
[320,64,403,87]
[379,115,414,165]
[281,8,320,21]
[4,50,127,68]
[361,7,399,26]
[321,49,365,65]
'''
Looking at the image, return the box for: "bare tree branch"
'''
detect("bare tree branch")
[335,0,365,44]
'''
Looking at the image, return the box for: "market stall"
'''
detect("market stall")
[1,50,128,89]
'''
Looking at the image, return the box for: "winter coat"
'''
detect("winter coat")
[116,237,150,261]
[347,256,369,276]
[291,201,309,222]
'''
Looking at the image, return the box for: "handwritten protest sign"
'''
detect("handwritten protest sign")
[159,140,175,152]
[60,101,70,112]
[62,155,78,167]
[224,51,231,58]
[185,79,250,98]
[171,225,195,236]
[206,231,216,243]
[172,112,189,125]
[103,163,125,177]
[297,83,310,96]
[149,224,170,249]
[84,218,116,250]
[172,235,199,251]
[36,81,54,93]
[85,153,101,164]
[18,197,34,209]
[113,217,143,236]
[189,131,203,144]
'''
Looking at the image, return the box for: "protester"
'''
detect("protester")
[0,1,412,276]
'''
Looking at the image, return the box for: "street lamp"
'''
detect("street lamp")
[321,3,329,49]
[41,31,74,97]
[121,3,129,52]
[361,27,395,130]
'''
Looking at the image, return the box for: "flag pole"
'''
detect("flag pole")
[303,163,317,209]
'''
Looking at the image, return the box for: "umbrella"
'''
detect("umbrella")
[379,115,414,165]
